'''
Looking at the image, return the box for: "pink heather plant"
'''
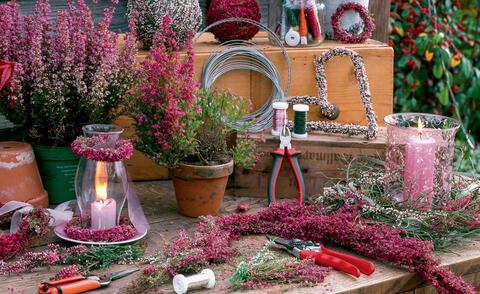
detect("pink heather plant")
[127,16,198,168]
[0,0,138,146]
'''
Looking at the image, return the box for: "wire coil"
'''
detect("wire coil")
[197,18,292,133]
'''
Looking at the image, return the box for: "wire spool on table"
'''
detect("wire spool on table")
[197,18,292,133]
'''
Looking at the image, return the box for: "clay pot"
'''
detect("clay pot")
[0,142,48,207]
[172,160,234,217]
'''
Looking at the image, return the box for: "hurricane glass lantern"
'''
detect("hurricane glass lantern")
[75,124,129,229]
[384,113,460,210]
[268,0,326,47]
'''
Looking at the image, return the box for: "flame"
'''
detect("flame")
[417,117,424,137]
[95,162,108,201]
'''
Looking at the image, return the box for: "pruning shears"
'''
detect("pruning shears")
[37,268,139,294]
[267,126,306,204]
[267,235,375,278]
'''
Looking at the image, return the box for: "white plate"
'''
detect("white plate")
[54,222,147,246]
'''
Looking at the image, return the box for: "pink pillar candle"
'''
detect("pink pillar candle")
[91,198,117,229]
[403,135,436,209]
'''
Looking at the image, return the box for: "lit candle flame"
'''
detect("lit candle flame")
[95,162,108,201]
[417,117,424,138]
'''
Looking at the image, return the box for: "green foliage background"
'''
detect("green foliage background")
[389,0,479,171]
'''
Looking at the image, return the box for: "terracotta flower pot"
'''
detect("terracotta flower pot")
[171,160,234,217]
[0,141,48,207]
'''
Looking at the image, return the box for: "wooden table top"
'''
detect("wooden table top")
[2,181,480,294]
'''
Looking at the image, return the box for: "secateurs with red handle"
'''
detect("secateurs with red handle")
[267,235,375,278]
[37,268,138,294]
[268,126,306,204]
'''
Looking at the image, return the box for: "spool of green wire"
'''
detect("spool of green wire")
[293,104,309,138]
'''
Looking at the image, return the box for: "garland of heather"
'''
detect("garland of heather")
[0,243,143,276]
[64,216,136,242]
[71,135,133,162]
[131,201,475,293]
[214,202,475,294]
[0,208,51,261]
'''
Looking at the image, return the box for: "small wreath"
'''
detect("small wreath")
[64,216,137,242]
[71,135,133,162]
[331,2,375,44]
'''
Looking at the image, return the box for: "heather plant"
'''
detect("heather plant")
[127,22,260,168]
[191,89,260,167]
[127,16,198,168]
[0,0,137,146]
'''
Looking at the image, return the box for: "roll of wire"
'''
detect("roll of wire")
[292,104,309,138]
[196,18,292,133]
[271,102,289,136]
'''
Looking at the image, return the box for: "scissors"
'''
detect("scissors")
[37,268,139,294]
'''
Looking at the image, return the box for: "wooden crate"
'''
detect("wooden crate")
[231,128,387,199]
[114,116,169,181]
[121,32,393,180]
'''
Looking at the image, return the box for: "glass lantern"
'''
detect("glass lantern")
[268,0,326,47]
[75,124,128,229]
[384,113,460,209]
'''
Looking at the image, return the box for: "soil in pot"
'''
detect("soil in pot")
[172,160,234,217]
[33,145,79,204]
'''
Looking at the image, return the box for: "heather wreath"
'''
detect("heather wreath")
[0,0,138,146]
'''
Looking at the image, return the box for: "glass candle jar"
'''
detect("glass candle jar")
[384,113,460,210]
[268,0,326,47]
[75,124,128,229]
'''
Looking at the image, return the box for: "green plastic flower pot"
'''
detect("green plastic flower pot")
[33,145,79,204]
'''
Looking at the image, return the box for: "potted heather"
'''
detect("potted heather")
[0,0,137,203]
[127,19,258,217]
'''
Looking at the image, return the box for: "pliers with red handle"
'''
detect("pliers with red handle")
[268,127,306,204]
[37,268,138,294]
[267,235,375,277]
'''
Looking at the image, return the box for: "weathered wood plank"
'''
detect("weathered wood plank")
[369,0,391,43]
[2,181,480,294]
[232,128,387,198]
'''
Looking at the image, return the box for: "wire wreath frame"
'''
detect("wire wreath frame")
[331,2,375,44]
[287,47,379,140]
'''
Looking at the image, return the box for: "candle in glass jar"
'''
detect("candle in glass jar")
[403,119,436,209]
[91,162,117,229]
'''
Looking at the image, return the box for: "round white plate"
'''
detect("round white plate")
[54,222,147,246]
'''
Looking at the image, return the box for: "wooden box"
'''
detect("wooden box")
[120,32,394,180]
[185,32,394,125]
[231,128,387,199]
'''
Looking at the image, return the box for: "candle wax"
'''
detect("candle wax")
[403,134,436,210]
[91,198,117,229]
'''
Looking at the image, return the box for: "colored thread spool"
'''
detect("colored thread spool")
[173,269,216,294]
[305,0,323,41]
[293,104,309,138]
[272,102,289,136]
[298,0,308,45]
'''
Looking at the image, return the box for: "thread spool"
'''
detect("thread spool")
[293,104,309,138]
[272,102,289,136]
[173,269,216,294]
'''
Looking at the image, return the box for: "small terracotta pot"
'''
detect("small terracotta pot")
[172,160,234,217]
[0,142,48,207]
